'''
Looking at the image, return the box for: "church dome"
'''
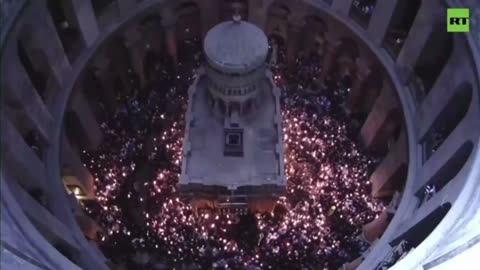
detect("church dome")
[203,18,269,74]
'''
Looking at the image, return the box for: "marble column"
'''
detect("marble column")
[64,0,99,47]
[359,83,400,152]
[362,210,390,243]
[369,130,408,198]
[346,59,372,112]
[70,91,103,150]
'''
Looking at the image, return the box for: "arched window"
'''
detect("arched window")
[384,0,422,57]
[412,22,453,102]
[389,203,451,248]
[422,83,472,161]
[416,141,473,207]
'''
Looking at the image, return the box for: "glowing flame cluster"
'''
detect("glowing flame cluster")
[81,38,384,269]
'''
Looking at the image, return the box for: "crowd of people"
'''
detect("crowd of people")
[80,35,385,270]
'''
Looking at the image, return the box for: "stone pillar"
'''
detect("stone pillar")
[346,59,372,112]
[286,20,303,71]
[332,0,354,16]
[359,83,400,152]
[369,130,408,198]
[320,35,341,81]
[65,0,99,47]
[124,26,147,88]
[362,210,390,243]
[61,136,96,198]
[367,0,399,45]
[71,91,103,150]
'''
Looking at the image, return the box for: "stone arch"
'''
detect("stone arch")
[413,21,453,100]
[422,82,473,160]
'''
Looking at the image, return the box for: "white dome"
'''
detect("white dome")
[203,19,269,74]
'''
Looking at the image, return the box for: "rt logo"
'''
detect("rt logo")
[447,8,470,32]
